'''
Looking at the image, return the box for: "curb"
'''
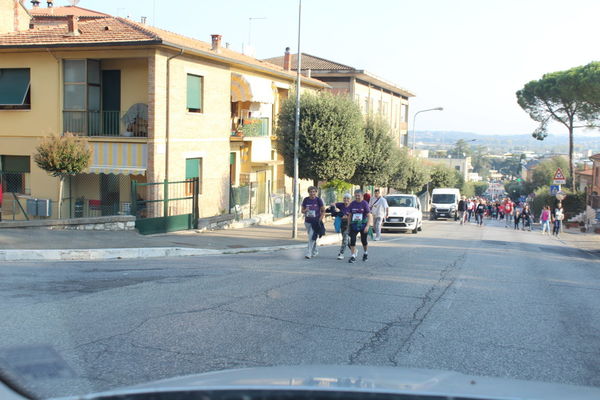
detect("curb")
[0,234,342,262]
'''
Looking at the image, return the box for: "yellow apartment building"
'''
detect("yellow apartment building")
[0,2,326,225]
[264,50,415,147]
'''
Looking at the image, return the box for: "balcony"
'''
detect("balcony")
[231,117,270,139]
[63,110,148,138]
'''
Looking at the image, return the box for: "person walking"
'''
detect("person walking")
[475,199,486,226]
[369,189,389,241]
[363,189,371,203]
[552,202,564,238]
[521,204,532,231]
[328,193,352,260]
[467,198,475,222]
[540,205,551,235]
[504,198,514,228]
[458,196,467,225]
[301,186,325,259]
[513,207,521,230]
[346,189,372,263]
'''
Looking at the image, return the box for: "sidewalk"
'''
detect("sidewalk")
[0,222,341,261]
[559,226,600,254]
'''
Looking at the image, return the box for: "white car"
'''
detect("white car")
[382,194,423,234]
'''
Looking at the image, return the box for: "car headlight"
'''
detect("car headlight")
[405,217,415,223]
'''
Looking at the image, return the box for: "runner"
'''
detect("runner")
[458,196,467,225]
[328,193,352,260]
[346,189,372,263]
[475,199,486,226]
[552,202,564,238]
[301,186,325,259]
[539,205,551,235]
[504,198,514,228]
[369,189,389,241]
[467,198,475,222]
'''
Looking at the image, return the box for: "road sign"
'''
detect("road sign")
[550,185,560,195]
[553,168,566,185]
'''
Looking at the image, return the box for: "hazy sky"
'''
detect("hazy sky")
[54,0,598,137]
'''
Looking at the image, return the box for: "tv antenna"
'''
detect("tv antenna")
[67,0,80,5]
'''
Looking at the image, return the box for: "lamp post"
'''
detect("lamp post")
[291,0,302,239]
[411,107,443,153]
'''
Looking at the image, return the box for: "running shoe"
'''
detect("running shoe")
[348,256,356,263]
[305,255,311,259]
[362,253,368,262]
[337,253,344,260]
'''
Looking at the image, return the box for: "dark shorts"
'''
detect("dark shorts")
[349,229,368,247]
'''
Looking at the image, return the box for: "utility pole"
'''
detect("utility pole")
[292,0,302,239]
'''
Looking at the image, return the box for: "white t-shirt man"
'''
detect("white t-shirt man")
[369,195,389,218]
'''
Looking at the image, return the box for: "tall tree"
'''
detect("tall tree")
[429,164,457,191]
[34,133,92,219]
[350,116,396,187]
[277,91,363,184]
[388,148,430,193]
[530,156,571,190]
[516,62,600,189]
[448,139,472,159]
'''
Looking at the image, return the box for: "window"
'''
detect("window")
[402,104,409,122]
[186,74,203,113]
[63,60,101,135]
[185,157,203,194]
[0,69,31,110]
[0,155,30,194]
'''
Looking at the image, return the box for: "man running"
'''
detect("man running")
[503,198,514,228]
[346,189,372,263]
[301,186,325,259]
[369,189,388,241]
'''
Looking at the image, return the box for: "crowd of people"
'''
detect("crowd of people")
[457,196,565,237]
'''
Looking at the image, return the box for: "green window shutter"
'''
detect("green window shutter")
[0,69,30,105]
[186,74,202,111]
[185,158,199,179]
[0,156,30,173]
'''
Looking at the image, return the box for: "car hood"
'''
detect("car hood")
[62,365,600,400]
[388,207,419,217]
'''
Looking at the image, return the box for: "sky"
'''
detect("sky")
[52,0,599,137]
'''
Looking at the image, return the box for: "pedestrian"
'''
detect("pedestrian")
[552,202,564,238]
[301,186,325,259]
[540,205,551,235]
[346,189,372,263]
[504,198,514,228]
[458,196,467,225]
[369,189,388,241]
[475,199,486,226]
[513,208,521,230]
[328,193,352,260]
[521,205,532,231]
[363,189,371,203]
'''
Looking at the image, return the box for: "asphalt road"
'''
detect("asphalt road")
[1,218,599,398]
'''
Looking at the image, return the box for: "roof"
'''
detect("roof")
[576,169,593,176]
[0,16,327,88]
[263,52,415,97]
[29,5,110,17]
[264,53,354,71]
[590,153,600,161]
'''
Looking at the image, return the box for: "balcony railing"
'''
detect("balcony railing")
[231,117,270,137]
[63,111,148,137]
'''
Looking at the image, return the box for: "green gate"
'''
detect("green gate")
[131,178,199,235]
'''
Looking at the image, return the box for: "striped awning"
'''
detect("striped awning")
[87,142,147,175]
[231,73,275,104]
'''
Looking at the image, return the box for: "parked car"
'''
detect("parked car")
[382,194,423,234]
[430,188,460,220]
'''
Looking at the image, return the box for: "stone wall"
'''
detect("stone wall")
[0,215,136,231]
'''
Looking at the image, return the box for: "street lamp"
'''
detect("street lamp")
[411,107,443,153]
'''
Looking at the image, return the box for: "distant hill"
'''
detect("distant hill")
[416,130,600,154]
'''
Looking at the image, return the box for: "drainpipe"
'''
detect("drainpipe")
[165,48,184,181]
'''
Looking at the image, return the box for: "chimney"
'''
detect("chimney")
[140,16,147,24]
[283,47,291,71]
[211,34,222,52]
[47,0,53,7]
[31,0,40,7]
[66,15,79,35]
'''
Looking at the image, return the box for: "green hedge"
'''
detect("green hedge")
[530,186,586,219]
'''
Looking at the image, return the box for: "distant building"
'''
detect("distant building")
[264,51,414,147]
[424,156,473,182]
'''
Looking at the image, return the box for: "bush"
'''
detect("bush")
[530,186,586,219]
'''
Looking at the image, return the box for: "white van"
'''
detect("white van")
[430,188,460,220]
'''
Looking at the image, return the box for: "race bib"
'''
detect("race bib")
[306,210,316,218]
[352,213,363,222]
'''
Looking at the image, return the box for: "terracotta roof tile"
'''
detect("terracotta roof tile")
[264,53,355,71]
[29,5,110,17]
[0,17,156,46]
